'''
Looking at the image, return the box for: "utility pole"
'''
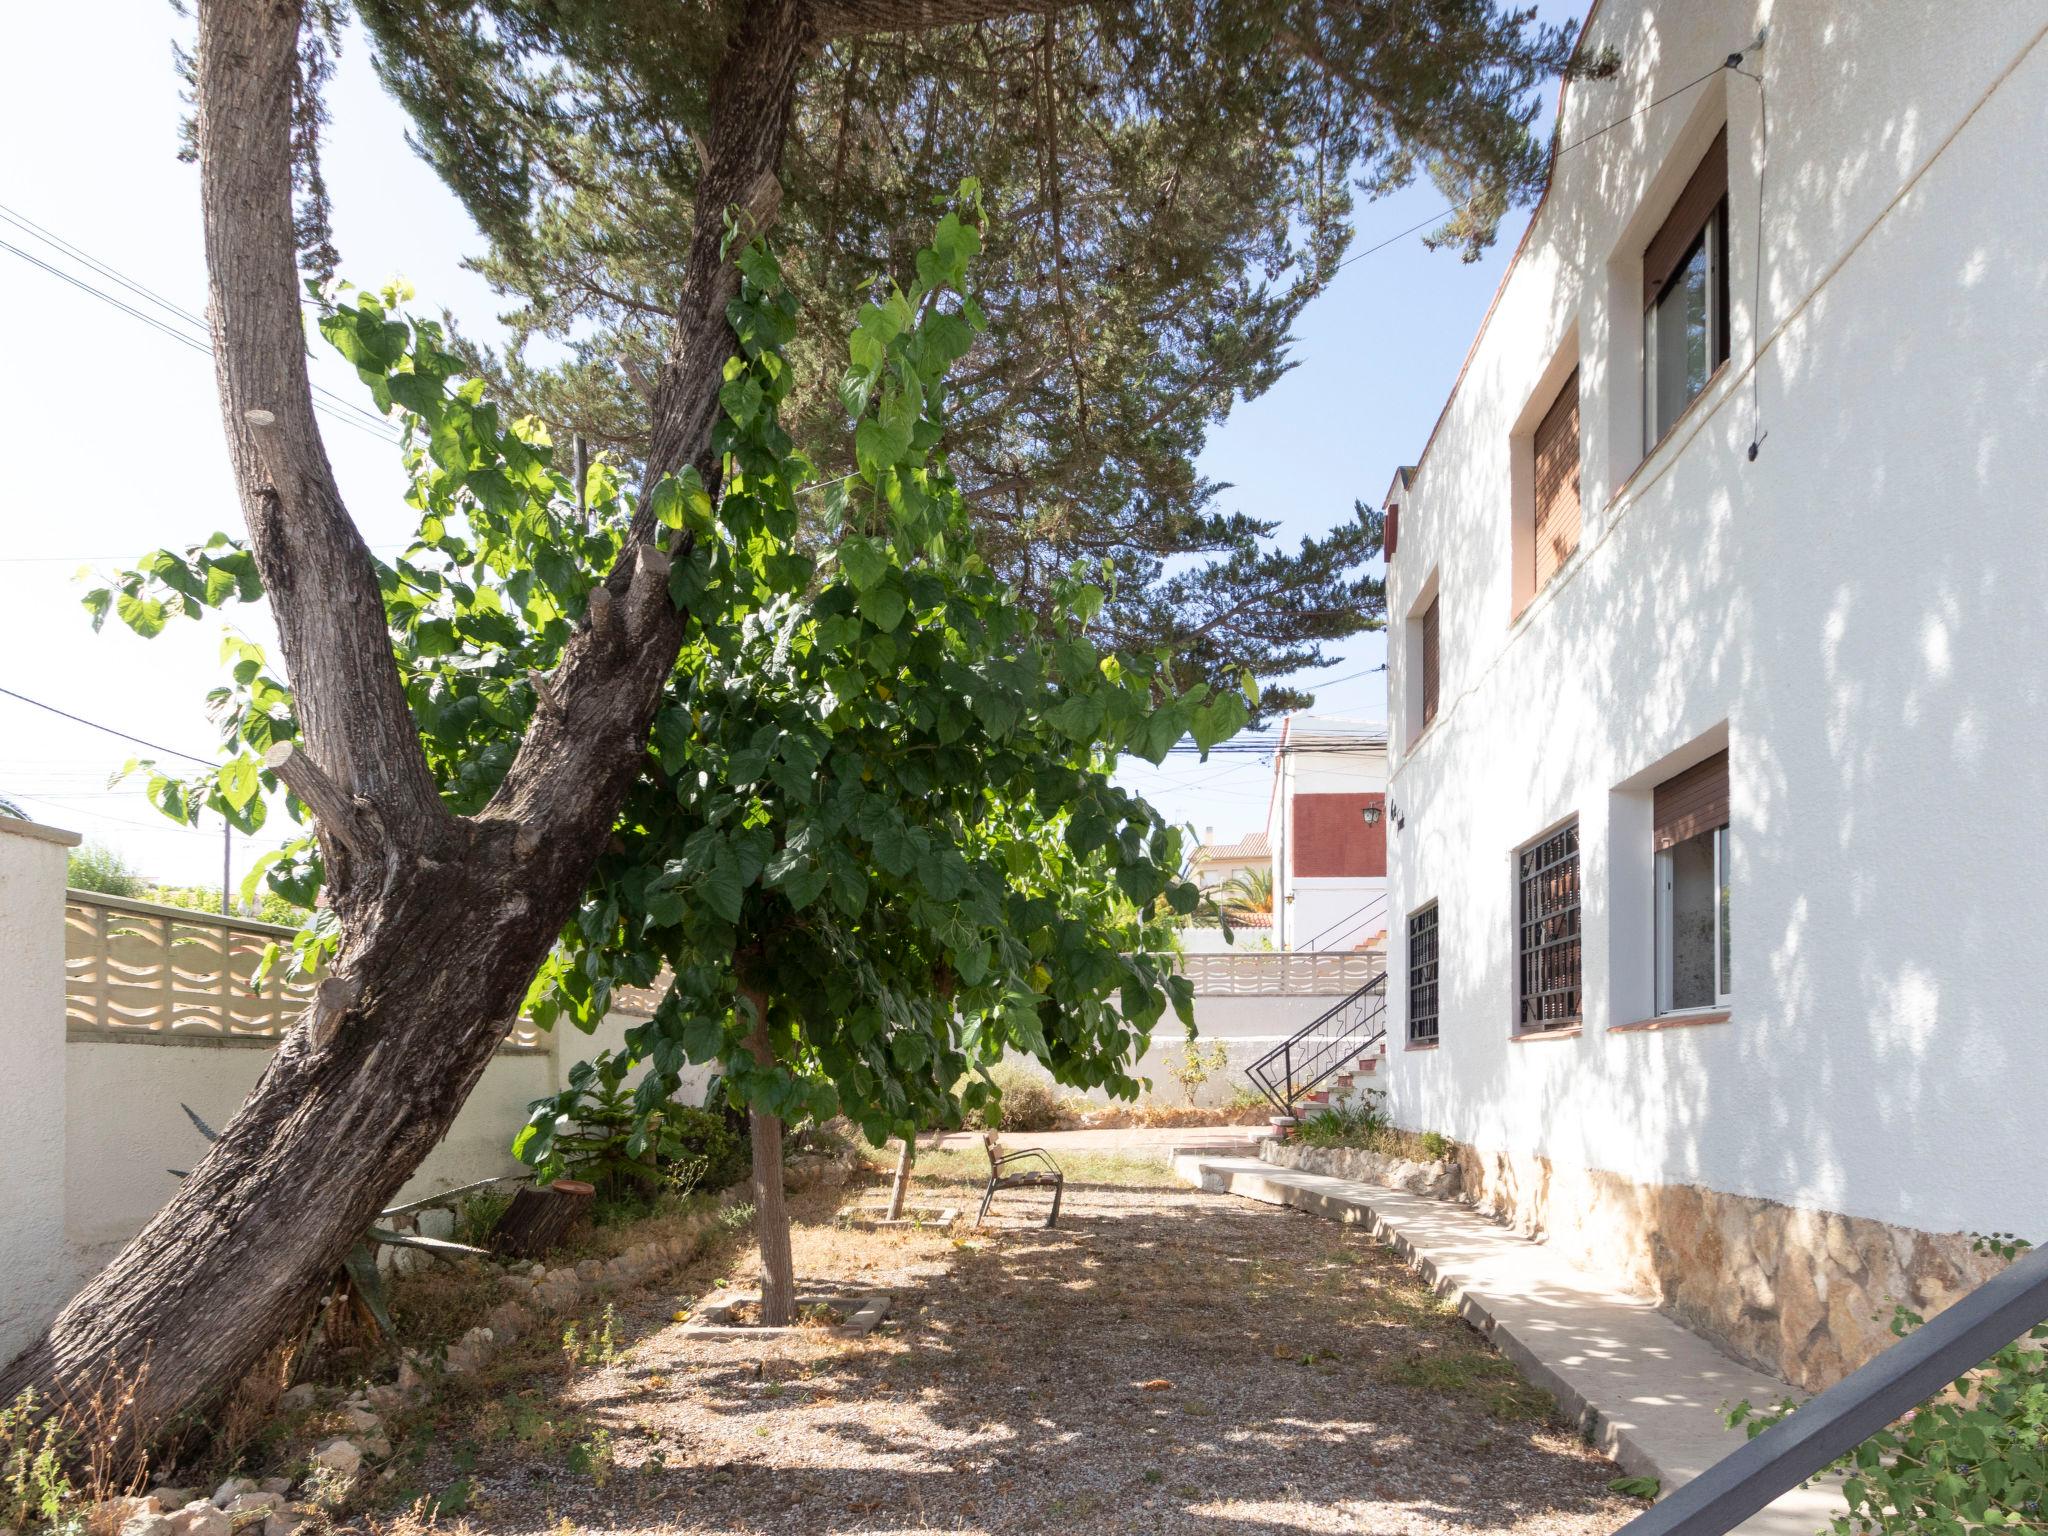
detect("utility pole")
[221,821,231,916]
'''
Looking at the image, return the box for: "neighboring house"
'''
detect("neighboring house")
[1187,830,1269,895]
[1262,715,1388,952]
[1377,3,2048,1394]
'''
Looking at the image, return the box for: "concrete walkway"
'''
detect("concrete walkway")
[1171,1150,1842,1536]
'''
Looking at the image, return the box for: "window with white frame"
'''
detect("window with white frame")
[1653,751,1730,1012]
[1643,128,1731,448]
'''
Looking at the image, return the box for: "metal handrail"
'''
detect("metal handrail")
[1244,973,1387,1117]
[1299,892,1390,954]
[1616,1239,2048,1534]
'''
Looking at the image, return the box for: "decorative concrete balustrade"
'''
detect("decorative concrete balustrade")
[63,890,550,1051]
[1170,949,1380,996]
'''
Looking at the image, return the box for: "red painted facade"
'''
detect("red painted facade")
[1291,792,1387,877]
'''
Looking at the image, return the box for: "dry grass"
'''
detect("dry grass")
[344,1148,1634,1534]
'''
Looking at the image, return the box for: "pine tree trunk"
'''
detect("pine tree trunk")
[886,1137,915,1220]
[0,0,815,1466]
[741,988,797,1327]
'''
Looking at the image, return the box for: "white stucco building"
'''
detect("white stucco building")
[1264,716,1389,953]
[1376,2,2048,1390]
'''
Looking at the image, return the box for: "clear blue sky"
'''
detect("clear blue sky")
[0,4,1578,888]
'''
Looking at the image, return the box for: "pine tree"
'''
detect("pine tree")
[358,0,1579,708]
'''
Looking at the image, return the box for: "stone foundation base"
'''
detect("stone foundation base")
[1265,1140,2006,1392]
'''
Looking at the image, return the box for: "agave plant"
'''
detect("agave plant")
[174,1104,515,1342]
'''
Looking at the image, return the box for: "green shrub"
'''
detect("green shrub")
[453,1189,513,1248]
[972,1065,1069,1133]
[1419,1131,1452,1161]
[1730,1252,2048,1534]
[1,1390,77,1533]
[67,841,142,897]
[525,1050,747,1206]
[1294,1091,1389,1149]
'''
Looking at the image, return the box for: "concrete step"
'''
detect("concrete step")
[1168,1150,1844,1535]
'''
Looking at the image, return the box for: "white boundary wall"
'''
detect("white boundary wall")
[1381,3,2048,1240]
[0,818,702,1364]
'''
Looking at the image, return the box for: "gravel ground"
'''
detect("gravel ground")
[412,1152,1640,1534]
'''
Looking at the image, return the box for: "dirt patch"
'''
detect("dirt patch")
[361,1154,1639,1533]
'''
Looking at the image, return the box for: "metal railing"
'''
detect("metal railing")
[1244,972,1387,1117]
[63,890,545,1050]
[1617,1239,2048,1534]
[1169,950,1381,996]
[1298,892,1390,954]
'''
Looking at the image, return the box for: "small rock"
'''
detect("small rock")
[150,1488,197,1512]
[226,1492,282,1517]
[212,1480,257,1510]
[119,1516,176,1536]
[263,1513,310,1536]
[396,1354,427,1393]
[276,1383,318,1412]
[337,1405,382,1434]
[171,1500,231,1536]
[256,1479,291,1497]
[486,1300,532,1341]
[417,1207,456,1241]
[364,1383,412,1413]
[312,1439,361,1476]
[361,1434,392,1460]
[576,1259,604,1283]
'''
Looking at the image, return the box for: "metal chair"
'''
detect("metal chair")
[976,1131,1064,1228]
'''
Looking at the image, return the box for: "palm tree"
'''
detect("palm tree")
[1214,866,1274,918]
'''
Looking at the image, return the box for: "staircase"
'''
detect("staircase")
[1243,973,1388,1120]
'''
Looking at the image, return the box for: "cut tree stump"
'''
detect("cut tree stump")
[492,1179,595,1259]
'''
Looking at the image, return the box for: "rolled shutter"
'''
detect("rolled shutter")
[1654,749,1728,850]
[1644,129,1728,305]
[1532,368,1580,591]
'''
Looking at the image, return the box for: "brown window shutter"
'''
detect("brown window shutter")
[1644,128,1728,305]
[1420,597,1440,729]
[1384,505,1399,559]
[1653,749,1729,849]
[1532,368,1580,592]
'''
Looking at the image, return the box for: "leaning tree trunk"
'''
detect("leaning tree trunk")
[886,1136,916,1220]
[741,989,797,1327]
[0,0,815,1466]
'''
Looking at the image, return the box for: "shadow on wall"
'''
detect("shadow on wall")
[1382,6,2048,1387]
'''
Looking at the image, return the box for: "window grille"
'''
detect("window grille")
[1407,902,1440,1044]
[1517,821,1581,1029]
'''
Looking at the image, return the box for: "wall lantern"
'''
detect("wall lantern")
[1361,804,1384,827]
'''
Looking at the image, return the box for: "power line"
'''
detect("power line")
[1328,60,1733,278]
[0,685,215,766]
[0,222,400,445]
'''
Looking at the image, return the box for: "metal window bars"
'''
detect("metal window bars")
[1406,903,1440,1044]
[1517,821,1581,1028]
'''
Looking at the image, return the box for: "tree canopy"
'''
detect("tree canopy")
[93,188,1245,1323]
[356,0,1579,711]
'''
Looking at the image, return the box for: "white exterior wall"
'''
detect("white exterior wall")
[1267,732,1391,950]
[0,828,710,1360]
[0,819,80,1364]
[1384,3,2048,1240]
